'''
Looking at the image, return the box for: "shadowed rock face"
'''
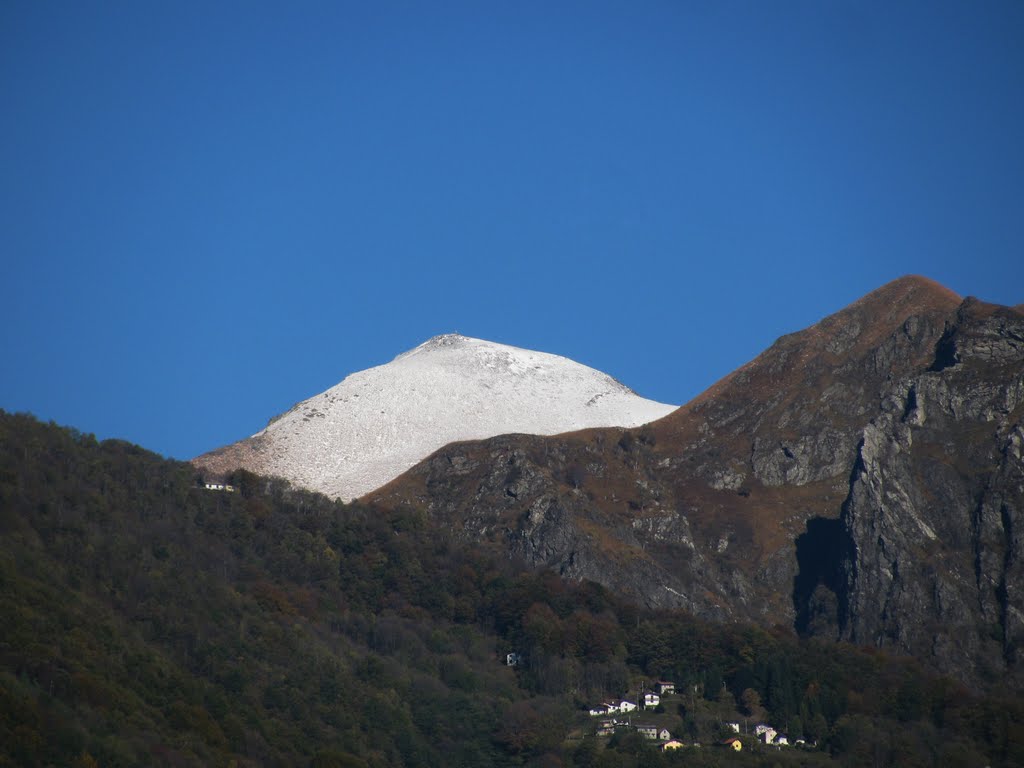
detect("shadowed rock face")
[371,277,1024,687]
[837,298,1024,684]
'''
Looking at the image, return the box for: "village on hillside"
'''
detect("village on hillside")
[503,650,820,756]
[581,678,814,754]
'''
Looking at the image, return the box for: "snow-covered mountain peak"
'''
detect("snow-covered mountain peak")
[395,334,541,373]
[194,336,678,500]
[394,333,470,358]
[395,335,634,388]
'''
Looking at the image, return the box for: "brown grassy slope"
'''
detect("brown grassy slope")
[652,274,961,440]
[192,431,274,482]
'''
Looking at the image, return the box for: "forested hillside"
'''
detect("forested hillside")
[1,411,1021,767]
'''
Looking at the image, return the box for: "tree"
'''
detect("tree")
[702,668,723,702]
[523,602,563,655]
[741,687,765,720]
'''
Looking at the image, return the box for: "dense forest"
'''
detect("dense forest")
[1,411,1022,767]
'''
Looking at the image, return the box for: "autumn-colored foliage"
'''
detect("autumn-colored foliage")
[1,411,1021,767]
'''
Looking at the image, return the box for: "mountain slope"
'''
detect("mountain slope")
[193,334,677,500]
[370,277,1024,686]
[6,412,1023,766]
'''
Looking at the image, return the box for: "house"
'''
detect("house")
[722,737,742,752]
[505,652,521,666]
[635,724,659,740]
[643,693,660,708]
[596,720,615,737]
[662,740,685,751]
[725,722,740,733]
[204,483,235,492]
[587,702,619,716]
[618,700,637,713]
[755,724,777,744]
[654,681,675,695]
[659,728,672,741]
[774,735,789,746]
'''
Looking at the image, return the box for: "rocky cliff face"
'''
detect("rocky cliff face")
[371,277,1024,687]
[832,298,1024,683]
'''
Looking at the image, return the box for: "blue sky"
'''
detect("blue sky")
[3,1,1023,460]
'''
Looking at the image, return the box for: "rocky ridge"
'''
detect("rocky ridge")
[370,277,1024,686]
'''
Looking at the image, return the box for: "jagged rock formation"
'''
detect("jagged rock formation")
[193,335,676,500]
[836,297,1024,681]
[371,277,1024,686]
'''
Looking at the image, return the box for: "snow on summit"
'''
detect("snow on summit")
[193,334,678,500]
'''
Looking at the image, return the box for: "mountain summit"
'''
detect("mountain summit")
[193,334,677,500]
[370,277,1024,686]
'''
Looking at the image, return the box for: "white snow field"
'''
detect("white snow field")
[196,334,678,500]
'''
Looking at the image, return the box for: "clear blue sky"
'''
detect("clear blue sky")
[3,1,1022,459]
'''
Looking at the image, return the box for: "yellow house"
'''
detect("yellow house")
[662,740,685,751]
[723,737,742,751]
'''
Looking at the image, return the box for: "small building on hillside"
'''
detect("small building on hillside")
[654,681,676,695]
[662,740,685,751]
[589,701,620,716]
[618,700,637,713]
[725,722,740,733]
[505,652,521,666]
[635,724,659,740]
[722,737,743,752]
[643,692,660,708]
